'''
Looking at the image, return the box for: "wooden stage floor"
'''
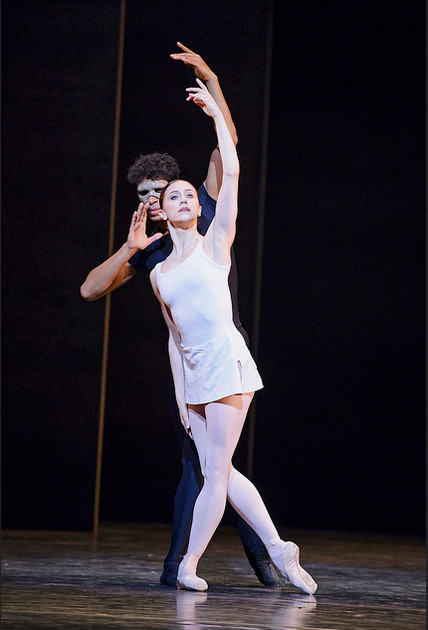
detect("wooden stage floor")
[1,523,425,629]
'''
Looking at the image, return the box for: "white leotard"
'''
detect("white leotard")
[155,241,263,404]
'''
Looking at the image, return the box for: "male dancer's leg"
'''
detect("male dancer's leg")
[160,383,203,586]
[227,507,280,586]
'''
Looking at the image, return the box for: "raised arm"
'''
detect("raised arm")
[186,80,239,262]
[170,42,237,200]
[80,203,162,301]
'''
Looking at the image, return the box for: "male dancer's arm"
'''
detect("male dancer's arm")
[80,202,161,300]
[81,46,237,300]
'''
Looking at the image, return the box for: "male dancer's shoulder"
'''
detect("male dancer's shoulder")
[129,233,172,274]
[197,183,216,236]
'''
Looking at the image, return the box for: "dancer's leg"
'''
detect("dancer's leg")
[227,467,278,541]
[177,394,252,590]
[227,468,317,594]
[189,400,279,587]
[178,394,317,594]
[160,436,203,585]
[187,394,252,557]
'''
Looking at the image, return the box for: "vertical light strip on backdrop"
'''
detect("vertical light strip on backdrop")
[93,0,127,537]
[246,0,274,479]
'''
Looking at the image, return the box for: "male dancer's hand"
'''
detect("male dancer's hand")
[170,42,216,82]
[127,203,163,251]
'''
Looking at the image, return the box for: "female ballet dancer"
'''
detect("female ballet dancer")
[133,79,317,594]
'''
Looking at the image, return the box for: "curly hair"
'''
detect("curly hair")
[127,152,180,185]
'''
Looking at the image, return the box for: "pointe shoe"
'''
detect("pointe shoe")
[270,541,317,595]
[177,562,208,592]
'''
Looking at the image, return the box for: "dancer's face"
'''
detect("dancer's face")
[137,178,168,221]
[160,180,201,226]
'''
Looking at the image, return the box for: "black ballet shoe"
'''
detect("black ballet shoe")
[248,556,282,587]
[160,562,179,587]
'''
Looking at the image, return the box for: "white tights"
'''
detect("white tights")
[184,393,280,565]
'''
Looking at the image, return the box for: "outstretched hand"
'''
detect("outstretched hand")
[170,42,215,81]
[127,203,163,251]
[186,79,220,117]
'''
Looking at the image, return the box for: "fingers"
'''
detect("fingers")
[170,43,214,82]
[132,202,149,225]
[186,94,204,106]
[170,51,195,62]
[186,79,207,94]
[170,52,188,62]
[149,232,163,244]
[186,85,206,99]
[170,42,196,60]
[184,423,193,438]
[180,406,192,437]
[176,41,194,54]
[185,82,210,107]
[131,203,142,225]
[170,43,200,68]
[170,53,197,70]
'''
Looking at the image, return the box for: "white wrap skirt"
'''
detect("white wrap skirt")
[181,326,263,405]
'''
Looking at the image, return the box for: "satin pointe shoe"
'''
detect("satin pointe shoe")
[177,559,208,592]
[270,541,317,595]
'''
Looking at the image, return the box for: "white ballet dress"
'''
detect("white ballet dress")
[154,240,263,405]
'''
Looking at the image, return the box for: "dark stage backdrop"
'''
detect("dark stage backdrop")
[2,1,424,536]
[2,0,121,529]
[255,2,425,536]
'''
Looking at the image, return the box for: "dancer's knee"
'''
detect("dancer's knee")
[203,464,229,501]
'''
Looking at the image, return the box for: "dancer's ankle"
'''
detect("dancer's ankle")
[264,535,282,559]
[177,552,208,591]
[181,552,199,572]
